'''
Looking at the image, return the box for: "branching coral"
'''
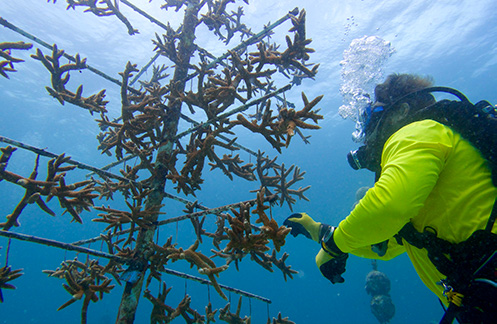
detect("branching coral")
[253,188,291,251]
[210,188,296,284]
[1,3,322,323]
[0,41,33,78]
[153,23,182,64]
[0,265,23,303]
[31,45,108,114]
[65,0,138,35]
[209,153,256,181]
[147,237,177,287]
[249,9,319,79]
[0,147,98,229]
[205,301,218,323]
[43,257,118,324]
[93,201,164,246]
[231,92,323,153]
[167,240,229,300]
[165,124,240,195]
[200,0,252,44]
[219,296,250,323]
[96,62,170,160]
[145,283,206,324]
[272,163,310,211]
[270,312,296,324]
[144,283,176,323]
[251,151,310,211]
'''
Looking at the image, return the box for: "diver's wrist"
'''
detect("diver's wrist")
[318,224,334,243]
[319,225,345,257]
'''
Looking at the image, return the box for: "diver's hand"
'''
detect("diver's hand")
[316,248,349,284]
[283,212,323,242]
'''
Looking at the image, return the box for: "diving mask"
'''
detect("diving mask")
[352,102,385,143]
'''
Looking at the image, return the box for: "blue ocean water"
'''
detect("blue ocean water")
[1,0,497,323]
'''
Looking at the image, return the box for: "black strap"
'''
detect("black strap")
[398,223,455,278]
[484,197,497,232]
[439,304,459,324]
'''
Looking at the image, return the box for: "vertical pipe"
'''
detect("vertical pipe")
[114,1,202,322]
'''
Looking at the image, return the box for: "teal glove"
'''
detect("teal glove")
[283,212,324,242]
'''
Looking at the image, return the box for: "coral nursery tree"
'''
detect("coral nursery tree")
[0,0,323,323]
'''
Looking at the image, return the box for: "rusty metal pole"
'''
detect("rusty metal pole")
[115,1,201,323]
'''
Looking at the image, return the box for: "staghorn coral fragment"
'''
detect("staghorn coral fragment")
[66,0,138,35]
[31,45,108,114]
[45,257,117,324]
[0,265,23,303]
[144,283,176,323]
[231,91,322,153]
[219,296,250,323]
[271,312,296,324]
[0,150,97,229]
[0,41,33,78]
[205,301,218,323]
[166,125,240,196]
[93,202,163,246]
[268,250,297,281]
[248,8,319,79]
[209,188,296,282]
[209,153,256,181]
[200,0,252,44]
[167,240,228,300]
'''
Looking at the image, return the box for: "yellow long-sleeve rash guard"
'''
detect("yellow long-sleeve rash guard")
[333,119,497,301]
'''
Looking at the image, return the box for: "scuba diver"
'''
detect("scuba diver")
[284,74,497,323]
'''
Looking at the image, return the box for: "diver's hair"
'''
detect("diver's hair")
[374,73,435,109]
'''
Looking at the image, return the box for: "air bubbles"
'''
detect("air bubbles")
[343,16,359,37]
[338,36,395,129]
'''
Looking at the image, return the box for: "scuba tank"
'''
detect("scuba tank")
[347,86,497,323]
[346,86,497,186]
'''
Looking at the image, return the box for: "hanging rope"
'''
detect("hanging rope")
[0,229,272,303]
[4,238,11,266]
[160,268,272,304]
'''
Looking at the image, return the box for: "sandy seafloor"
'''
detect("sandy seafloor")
[1,0,497,323]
